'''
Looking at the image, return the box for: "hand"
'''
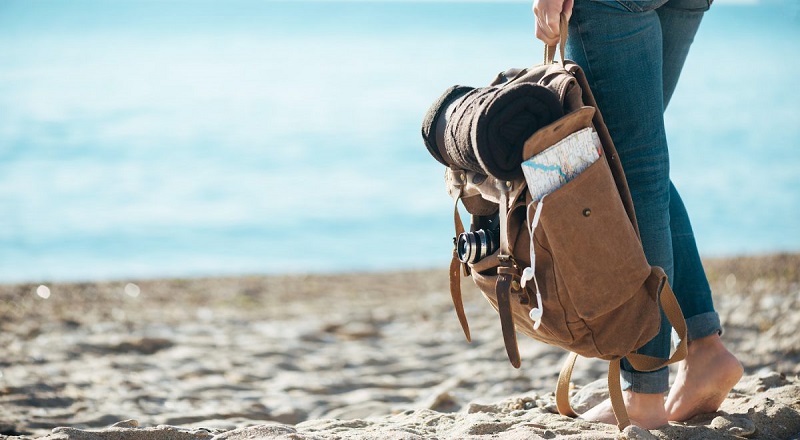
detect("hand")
[532,0,574,46]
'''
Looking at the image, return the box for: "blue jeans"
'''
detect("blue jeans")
[565,0,721,393]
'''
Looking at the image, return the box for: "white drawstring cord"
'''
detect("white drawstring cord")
[520,195,546,330]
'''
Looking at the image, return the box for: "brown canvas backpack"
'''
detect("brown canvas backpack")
[422,24,688,430]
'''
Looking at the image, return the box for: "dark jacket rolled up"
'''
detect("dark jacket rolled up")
[422,82,563,180]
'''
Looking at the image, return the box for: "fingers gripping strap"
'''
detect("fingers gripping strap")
[556,352,579,418]
[544,13,569,64]
[608,359,631,430]
[626,279,688,371]
[449,188,471,342]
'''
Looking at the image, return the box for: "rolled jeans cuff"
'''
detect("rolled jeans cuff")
[686,311,722,341]
[620,366,669,394]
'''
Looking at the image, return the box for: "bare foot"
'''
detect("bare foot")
[580,390,668,429]
[665,333,743,422]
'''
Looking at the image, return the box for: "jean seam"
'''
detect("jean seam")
[573,15,596,88]
[615,1,636,13]
[588,0,637,13]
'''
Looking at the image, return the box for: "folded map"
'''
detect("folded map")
[522,127,602,202]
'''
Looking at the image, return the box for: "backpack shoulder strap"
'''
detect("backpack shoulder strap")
[626,272,688,371]
[556,352,580,419]
[555,273,689,430]
[556,353,631,429]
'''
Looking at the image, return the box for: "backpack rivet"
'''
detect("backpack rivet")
[511,280,520,291]
[505,181,512,188]
[583,208,592,217]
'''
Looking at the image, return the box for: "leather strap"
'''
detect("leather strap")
[608,359,630,429]
[556,352,579,418]
[496,265,520,368]
[554,275,687,430]
[495,180,521,368]
[544,13,569,64]
[450,247,471,342]
[555,354,631,430]
[449,171,471,342]
[626,276,688,371]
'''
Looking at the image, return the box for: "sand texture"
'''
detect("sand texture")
[1,254,799,439]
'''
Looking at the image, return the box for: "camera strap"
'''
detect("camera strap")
[448,169,471,343]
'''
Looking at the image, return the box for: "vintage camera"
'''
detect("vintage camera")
[456,214,501,264]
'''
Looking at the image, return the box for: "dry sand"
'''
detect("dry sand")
[1,254,798,439]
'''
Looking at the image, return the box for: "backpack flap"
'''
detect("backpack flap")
[522,106,596,159]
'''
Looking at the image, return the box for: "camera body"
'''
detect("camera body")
[456,214,501,264]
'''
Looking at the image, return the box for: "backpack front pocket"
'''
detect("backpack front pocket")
[537,156,652,321]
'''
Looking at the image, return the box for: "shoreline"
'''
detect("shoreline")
[1,253,799,439]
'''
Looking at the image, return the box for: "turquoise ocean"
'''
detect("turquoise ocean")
[1,0,798,283]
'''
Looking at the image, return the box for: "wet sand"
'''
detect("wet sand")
[1,254,798,439]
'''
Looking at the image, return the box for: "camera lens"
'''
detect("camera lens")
[456,233,471,263]
[456,214,502,265]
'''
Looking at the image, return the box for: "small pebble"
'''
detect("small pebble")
[110,419,140,428]
[620,425,657,440]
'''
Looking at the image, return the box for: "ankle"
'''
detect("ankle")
[624,390,666,408]
[685,333,743,373]
[623,390,667,427]
[687,333,724,355]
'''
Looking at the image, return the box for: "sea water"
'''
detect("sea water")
[0,0,798,282]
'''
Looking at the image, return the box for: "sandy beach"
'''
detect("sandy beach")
[1,254,798,440]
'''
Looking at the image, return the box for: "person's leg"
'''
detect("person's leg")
[660,0,707,109]
[665,183,742,421]
[567,0,673,390]
[667,183,718,325]
[658,0,724,342]
[659,0,723,328]
[565,0,674,427]
[659,0,729,332]
[657,0,743,420]
[667,181,740,396]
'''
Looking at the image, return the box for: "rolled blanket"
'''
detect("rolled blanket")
[472,83,563,180]
[421,85,475,168]
[421,82,563,180]
[444,87,496,174]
